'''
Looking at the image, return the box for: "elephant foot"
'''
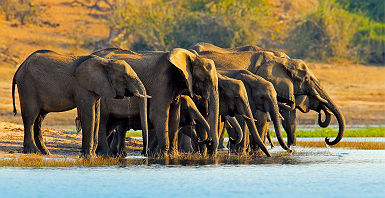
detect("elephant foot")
[95,146,112,157]
[23,145,40,154]
[39,148,51,155]
[81,148,97,158]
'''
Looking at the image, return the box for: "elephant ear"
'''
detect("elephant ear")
[168,48,194,96]
[255,60,295,104]
[74,56,116,98]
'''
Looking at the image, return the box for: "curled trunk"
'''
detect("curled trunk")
[314,86,345,145]
[225,116,243,145]
[318,105,332,128]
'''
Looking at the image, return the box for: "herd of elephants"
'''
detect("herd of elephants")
[11,42,345,157]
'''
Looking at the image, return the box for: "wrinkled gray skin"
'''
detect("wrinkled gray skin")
[146,95,210,153]
[218,69,289,152]
[194,74,271,156]
[189,43,345,147]
[12,50,148,157]
[92,48,220,156]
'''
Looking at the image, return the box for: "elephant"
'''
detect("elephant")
[189,43,345,148]
[192,73,271,156]
[218,69,289,152]
[92,48,220,156]
[12,50,149,156]
[190,42,290,59]
[107,95,211,156]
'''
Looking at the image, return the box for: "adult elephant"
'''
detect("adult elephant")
[189,43,345,147]
[92,48,220,156]
[218,69,289,152]
[12,50,149,156]
[190,42,290,59]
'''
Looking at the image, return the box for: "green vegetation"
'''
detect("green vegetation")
[101,0,383,64]
[124,127,385,138]
[106,0,278,51]
[270,127,385,138]
[289,0,384,63]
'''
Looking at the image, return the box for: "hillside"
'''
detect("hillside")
[0,0,384,130]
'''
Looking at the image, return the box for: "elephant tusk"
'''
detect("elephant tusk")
[279,112,285,121]
[314,93,327,104]
[134,93,152,98]
[241,114,258,122]
[266,112,271,122]
[278,102,292,111]
[225,119,233,128]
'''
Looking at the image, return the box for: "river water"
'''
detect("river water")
[1,147,384,198]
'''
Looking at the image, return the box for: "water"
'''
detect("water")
[1,147,385,198]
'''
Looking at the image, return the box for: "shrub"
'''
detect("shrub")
[104,0,278,51]
[0,0,43,25]
[288,0,384,63]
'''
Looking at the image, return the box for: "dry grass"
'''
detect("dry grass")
[296,141,385,150]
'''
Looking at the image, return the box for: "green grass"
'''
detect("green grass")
[271,127,385,138]
[125,127,385,138]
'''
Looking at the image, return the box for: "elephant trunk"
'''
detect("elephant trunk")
[265,100,290,151]
[244,102,271,157]
[206,85,220,155]
[225,116,243,145]
[129,80,149,156]
[314,85,345,145]
[190,104,210,133]
[318,105,332,128]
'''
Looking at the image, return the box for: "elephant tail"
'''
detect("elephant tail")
[12,75,17,116]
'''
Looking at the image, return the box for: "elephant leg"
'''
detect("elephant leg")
[218,119,225,149]
[168,100,181,154]
[96,108,111,156]
[150,104,170,155]
[77,102,97,157]
[117,126,127,156]
[33,112,50,155]
[266,128,274,148]
[281,110,297,147]
[19,91,40,154]
[251,113,269,153]
[195,122,208,154]
[179,133,194,153]
[109,129,120,156]
[148,129,158,154]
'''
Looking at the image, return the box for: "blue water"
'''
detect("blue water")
[1,148,385,198]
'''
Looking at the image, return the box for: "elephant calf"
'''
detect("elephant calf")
[12,50,150,156]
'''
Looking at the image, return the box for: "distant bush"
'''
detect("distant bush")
[105,0,279,51]
[0,0,43,25]
[337,0,384,22]
[288,0,384,63]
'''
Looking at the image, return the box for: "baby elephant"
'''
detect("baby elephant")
[12,50,150,157]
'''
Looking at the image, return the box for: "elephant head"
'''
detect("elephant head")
[252,55,345,146]
[168,48,220,154]
[217,74,271,157]
[179,95,210,133]
[75,56,150,155]
[233,71,290,151]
